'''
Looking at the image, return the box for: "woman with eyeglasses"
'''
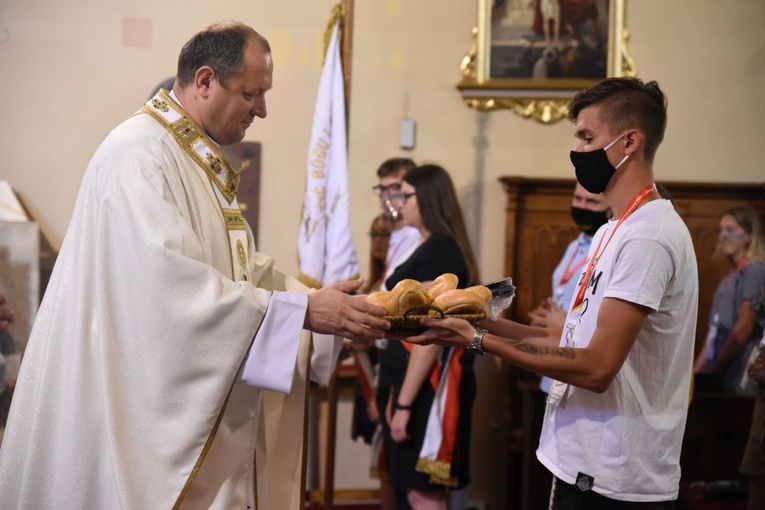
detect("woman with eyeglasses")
[376,164,479,510]
[695,205,765,394]
[360,214,395,295]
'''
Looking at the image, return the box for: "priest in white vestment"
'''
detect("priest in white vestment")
[0,22,389,510]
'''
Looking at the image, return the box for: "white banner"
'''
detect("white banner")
[298,20,359,288]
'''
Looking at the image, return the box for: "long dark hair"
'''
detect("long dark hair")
[404,164,480,286]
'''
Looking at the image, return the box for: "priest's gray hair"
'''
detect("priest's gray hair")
[176,21,271,88]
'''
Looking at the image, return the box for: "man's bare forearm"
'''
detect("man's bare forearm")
[479,317,561,347]
[480,333,610,392]
[512,342,576,359]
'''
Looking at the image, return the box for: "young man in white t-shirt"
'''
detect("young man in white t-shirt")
[408,77,699,508]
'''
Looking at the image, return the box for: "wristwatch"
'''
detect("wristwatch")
[467,327,486,355]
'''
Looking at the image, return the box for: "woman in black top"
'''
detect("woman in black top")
[377,164,480,510]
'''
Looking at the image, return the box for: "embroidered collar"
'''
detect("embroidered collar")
[141,89,241,203]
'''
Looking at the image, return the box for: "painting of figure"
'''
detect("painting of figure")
[490,0,610,80]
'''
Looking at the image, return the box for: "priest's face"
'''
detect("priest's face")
[204,41,273,145]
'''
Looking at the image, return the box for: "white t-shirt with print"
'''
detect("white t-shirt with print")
[536,199,698,502]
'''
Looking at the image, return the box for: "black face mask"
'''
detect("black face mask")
[571,206,609,236]
[570,133,629,194]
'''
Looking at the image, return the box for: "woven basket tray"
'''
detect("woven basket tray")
[385,305,486,337]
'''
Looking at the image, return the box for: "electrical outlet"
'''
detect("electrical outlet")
[399,117,416,150]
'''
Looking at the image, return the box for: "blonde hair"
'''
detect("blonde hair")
[716,206,765,262]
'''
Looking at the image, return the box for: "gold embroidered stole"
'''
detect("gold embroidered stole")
[141,89,251,282]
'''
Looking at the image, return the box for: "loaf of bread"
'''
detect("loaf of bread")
[426,273,459,301]
[386,279,430,316]
[364,275,490,317]
[431,289,485,315]
[465,285,492,305]
[366,290,391,308]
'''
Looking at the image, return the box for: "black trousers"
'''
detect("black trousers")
[552,477,676,510]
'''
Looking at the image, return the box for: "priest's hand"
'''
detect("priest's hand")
[304,279,390,344]
[0,295,15,333]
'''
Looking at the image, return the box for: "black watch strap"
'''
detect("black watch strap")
[394,401,413,411]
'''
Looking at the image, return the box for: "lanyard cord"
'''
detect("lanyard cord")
[559,240,589,286]
[570,184,658,312]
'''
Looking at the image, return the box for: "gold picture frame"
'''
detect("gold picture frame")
[457,0,636,123]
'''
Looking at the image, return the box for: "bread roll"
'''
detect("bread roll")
[465,285,492,305]
[432,288,485,315]
[426,273,459,301]
[366,290,391,309]
[387,279,430,316]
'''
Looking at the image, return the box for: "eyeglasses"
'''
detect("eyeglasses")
[368,231,392,239]
[372,183,402,197]
[389,192,416,203]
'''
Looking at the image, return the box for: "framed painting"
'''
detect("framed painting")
[457,0,635,123]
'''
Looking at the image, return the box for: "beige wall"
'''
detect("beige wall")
[1,0,763,506]
[2,0,763,282]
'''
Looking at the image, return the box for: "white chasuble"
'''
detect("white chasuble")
[0,91,339,509]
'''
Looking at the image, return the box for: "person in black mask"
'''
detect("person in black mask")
[529,183,610,394]
[405,77,699,508]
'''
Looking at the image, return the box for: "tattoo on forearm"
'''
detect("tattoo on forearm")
[513,343,575,359]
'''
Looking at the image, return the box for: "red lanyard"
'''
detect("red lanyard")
[724,258,748,285]
[559,242,588,286]
[570,184,657,312]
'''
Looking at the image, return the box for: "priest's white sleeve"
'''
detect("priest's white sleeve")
[237,291,306,393]
[310,332,343,386]
[236,291,344,392]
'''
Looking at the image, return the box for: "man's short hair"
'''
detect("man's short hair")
[376,157,416,179]
[176,22,270,88]
[568,77,668,162]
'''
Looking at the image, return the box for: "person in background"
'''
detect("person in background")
[360,214,395,294]
[408,77,699,508]
[365,157,420,509]
[351,213,397,510]
[528,184,610,335]
[373,157,420,289]
[527,184,610,442]
[0,22,388,509]
[695,206,765,393]
[380,164,479,510]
